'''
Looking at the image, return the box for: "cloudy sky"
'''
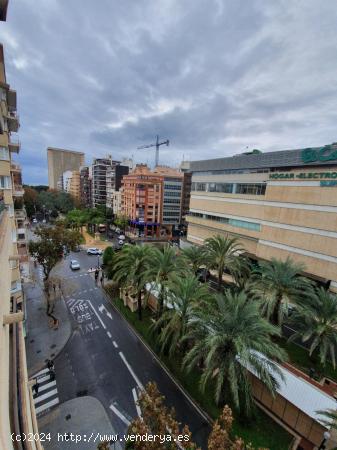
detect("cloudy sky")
[1,0,337,184]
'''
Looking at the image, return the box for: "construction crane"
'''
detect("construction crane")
[137,135,169,167]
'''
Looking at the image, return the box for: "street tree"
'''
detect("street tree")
[114,214,129,232]
[181,245,206,274]
[152,275,211,357]
[183,290,287,416]
[29,224,82,282]
[203,235,244,291]
[113,244,153,320]
[251,257,314,326]
[288,287,337,367]
[146,245,189,317]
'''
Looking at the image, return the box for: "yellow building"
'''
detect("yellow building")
[0,2,41,448]
[47,147,84,190]
[187,145,337,292]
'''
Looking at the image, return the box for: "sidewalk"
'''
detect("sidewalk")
[24,264,72,377]
[38,396,122,450]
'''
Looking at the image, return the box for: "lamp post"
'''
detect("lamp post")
[318,431,331,450]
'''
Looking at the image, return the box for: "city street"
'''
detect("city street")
[41,249,211,448]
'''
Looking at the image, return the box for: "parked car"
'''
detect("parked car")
[118,239,124,246]
[115,228,121,234]
[70,259,80,270]
[32,218,38,224]
[118,234,125,241]
[87,247,103,255]
[196,268,211,282]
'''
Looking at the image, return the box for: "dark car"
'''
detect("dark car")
[196,268,211,282]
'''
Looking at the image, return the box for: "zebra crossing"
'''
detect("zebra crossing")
[32,367,59,415]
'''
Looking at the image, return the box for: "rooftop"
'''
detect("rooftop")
[189,143,337,172]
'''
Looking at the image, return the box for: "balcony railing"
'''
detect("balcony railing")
[7,112,20,133]
[8,136,21,153]
[13,184,24,196]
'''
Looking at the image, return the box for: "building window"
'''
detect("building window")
[188,211,261,231]
[0,147,9,160]
[195,183,206,191]
[208,183,234,193]
[236,183,266,195]
[0,175,11,189]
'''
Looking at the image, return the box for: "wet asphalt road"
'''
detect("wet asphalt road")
[51,249,211,448]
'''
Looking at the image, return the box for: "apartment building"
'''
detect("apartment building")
[122,164,163,237]
[0,2,41,448]
[106,164,129,210]
[153,166,183,233]
[122,165,183,238]
[47,147,84,190]
[187,145,337,291]
[79,165,91,207]
[92,156,119,207]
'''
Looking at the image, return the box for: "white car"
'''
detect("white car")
[87,247,103,255]
[118,235,126,241]
[32,218,38,224]
[70,259,80,270]
[118,239,124,246]
[115,228,121,234]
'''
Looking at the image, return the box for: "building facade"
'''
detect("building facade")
[153,166,183,233]
[122,165,183,238]
[47,147,84,190]
[92,156,119,208]
[122,164,163,237]
[79,165,91,207]
[0,2,40,448]
[106,164,129,211]
[187,145,337,291]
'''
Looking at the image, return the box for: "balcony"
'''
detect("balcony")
[10,162,21,172]
[13,184,24,197]
[6,112,20,133]
[17,228,26,242]
[14,209,26,219]
[7,89,17,112]
[10,280,22,294]
[8,136,20,154]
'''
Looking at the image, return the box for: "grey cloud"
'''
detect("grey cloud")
[0,0,336,183]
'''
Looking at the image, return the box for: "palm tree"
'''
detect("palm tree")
[316,408,337,430]
[181,245,206,274]
[250,257,314,326]
[152,275,211,357]
[113,244,153,321]
[203,235,244,291]
[183,290,287,416]
[146,245,189,317]
[288,287,337,367]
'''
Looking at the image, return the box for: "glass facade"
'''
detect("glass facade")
[188,211,261,231]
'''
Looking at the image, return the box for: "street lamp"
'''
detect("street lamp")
[318,431,331,450]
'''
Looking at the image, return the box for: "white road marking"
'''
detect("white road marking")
[119,352,144,389]
[113,341,118,348]
[132,388,142,418]
[90,288,93,291]
[34,388,58,404]
[37,374,53,383]
[34,367,49,377]
[107,331,112,338]
[109,404,130,426]
[98,304,112,320]
[38,380,56,392]
[35,397,59,414]
[87,300,106,330]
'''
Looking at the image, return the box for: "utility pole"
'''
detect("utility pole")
[137,135,169,167]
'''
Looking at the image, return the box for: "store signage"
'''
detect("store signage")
[301,145,337,163]
[270,172,337,180]
[320,181,337,187]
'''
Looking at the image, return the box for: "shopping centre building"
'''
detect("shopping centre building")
[186,144,337,292]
